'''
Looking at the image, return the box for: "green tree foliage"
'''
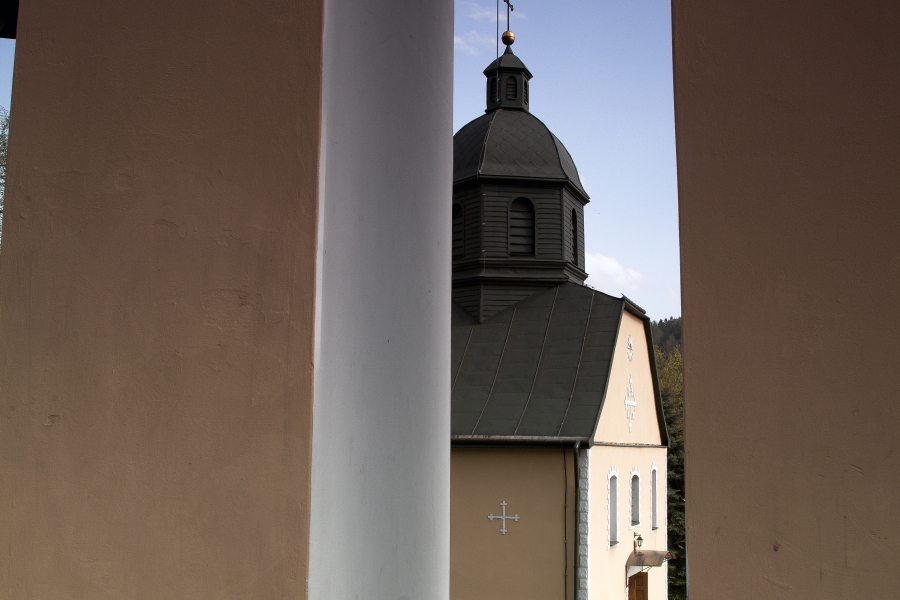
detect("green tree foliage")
[652,316,686,600]
[0,105,7,248]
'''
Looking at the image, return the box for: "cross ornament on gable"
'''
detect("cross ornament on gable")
[488,501,520,534]
[625,375,636,432]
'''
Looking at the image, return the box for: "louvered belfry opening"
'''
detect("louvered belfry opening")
[571,208,578,266]
[506,76,517,100]
[509,198,535,255]
[452,203,465,257]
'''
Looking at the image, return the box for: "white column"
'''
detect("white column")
[309,1,454,598]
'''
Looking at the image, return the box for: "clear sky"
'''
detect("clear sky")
[455,1,680,320]
[0,1,680,320]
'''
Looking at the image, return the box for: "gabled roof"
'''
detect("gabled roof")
[451,283,669,446]
[452,109,588,199]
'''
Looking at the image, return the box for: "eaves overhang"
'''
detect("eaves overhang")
[453,173,590,204]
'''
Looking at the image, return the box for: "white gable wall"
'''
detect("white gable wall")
[587,309,668,598]
[593,310,662,446]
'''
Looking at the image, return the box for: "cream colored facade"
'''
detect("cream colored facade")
[588,446,667,600]
[589,311,668,600]
[451,309,668,600]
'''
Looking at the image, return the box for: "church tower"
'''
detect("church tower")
[453,36,590,323]
[450,30,669,600]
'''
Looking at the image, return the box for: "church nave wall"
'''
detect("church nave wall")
[451,446,577,600]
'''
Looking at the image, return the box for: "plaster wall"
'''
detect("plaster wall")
[450,447,576,600]
[594,311,661,445]
[673,0,900,598]
[588,446,667,600]
[0,0,323,597]
[308,1,454,598]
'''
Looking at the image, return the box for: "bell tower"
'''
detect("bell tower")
[452,33,590,323]
[484,37,532,113]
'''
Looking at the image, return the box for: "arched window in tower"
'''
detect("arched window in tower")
[452,203,465,258]
[524,79,529,104]
[571,208,578,266]
[509,198,535,255]
[489,77,498,104]
[506,76,517,100]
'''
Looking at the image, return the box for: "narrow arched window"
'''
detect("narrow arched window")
[571,208,578,265]
[609,474,619,546]
[490,77,498,103]
[452,203,465,258]
[524,79,529,104]
[651,467,658,530]
[506,76,517,100]
[509,198,535,255]
[631,474,641,526]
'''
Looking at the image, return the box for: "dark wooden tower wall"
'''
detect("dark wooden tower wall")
[451,179,588,323]
[453,183,483,261]
[563,188,585,268]
[451,183,587,263]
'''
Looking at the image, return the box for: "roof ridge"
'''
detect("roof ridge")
[471,307,517,434]
[555,292,595,436]
[475,110,499,177]
[550,131,587,197]
[513,286,561,436]
[533,116,564,177]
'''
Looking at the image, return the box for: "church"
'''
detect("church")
[449,34,671,600]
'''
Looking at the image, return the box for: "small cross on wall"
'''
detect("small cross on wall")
[488,501,520,534]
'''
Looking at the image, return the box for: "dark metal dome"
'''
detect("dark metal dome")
[453,109,588,199]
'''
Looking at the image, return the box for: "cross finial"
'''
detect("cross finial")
[502,0,515,43]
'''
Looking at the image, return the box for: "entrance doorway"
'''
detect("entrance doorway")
[628,571,648,600]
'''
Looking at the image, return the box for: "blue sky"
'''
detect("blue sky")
[0,1,680,319]
[455,1,680,320]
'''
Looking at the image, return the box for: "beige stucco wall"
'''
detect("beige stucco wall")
[451,447,576,600]
[588,445,667,600]
[0,1,322,597]
[594,311,661,446]
[674,0,900,598]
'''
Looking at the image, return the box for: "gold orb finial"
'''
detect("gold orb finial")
[502,30,515,46]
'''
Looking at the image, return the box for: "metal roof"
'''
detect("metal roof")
[451,283,640,443]
[483,46,533,77]
[453,109,588,198]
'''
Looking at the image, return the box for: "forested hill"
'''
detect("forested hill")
[651,316,682,354]
[650,315,685,600]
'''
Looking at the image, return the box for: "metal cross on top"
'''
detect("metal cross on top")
[488,500,520,534]
[504,0,514,25]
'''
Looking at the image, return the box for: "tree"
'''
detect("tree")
[0,105,7,249]
[652,317,686,600]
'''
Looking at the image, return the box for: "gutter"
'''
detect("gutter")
[451,435,589,447]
